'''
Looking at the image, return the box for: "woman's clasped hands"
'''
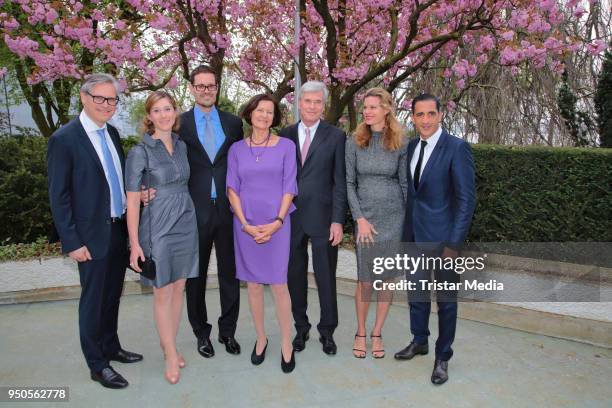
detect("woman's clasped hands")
[243,220,283,244]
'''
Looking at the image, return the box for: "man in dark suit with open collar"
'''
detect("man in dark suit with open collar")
[279,81,347,355]
[394,93,476,385]
[47,74,142,389]
[179,65,243,358]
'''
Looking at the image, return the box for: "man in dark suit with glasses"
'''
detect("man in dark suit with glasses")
[48,74,142,389]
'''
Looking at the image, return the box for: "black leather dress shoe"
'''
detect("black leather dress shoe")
[197,337,215,358]
[319,335,337,355]
[91,367,128,389]
[292,331,310,352]
[394,341,429,360]
[281,349,295,373]
[431,359,449,385]
[109,349,143,364]
[218,335,241,355]
[251,339,268,365]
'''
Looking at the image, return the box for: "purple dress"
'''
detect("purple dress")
[226,137,298,284]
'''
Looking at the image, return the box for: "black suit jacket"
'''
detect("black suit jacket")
[47,117,126,259]
[179,108,244,228]
[280,120,347,236]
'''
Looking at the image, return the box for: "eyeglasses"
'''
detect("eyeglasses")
[87,91,119,106]
[192,83,218,92]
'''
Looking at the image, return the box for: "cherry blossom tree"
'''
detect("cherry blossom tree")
[290,0,605,127]
[1,0,607,137]
[0,0,157,136]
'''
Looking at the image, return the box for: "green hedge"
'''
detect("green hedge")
[0,135,51,245]
[470,145,612,241]
[0,135,610,245]
[0,135,140,245]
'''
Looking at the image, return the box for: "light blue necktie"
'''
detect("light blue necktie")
[201,113,217,199]
[96,128,123,216]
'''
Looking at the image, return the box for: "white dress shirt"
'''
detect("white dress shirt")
[80,111,126,216]
[298,120,321,150]
[410,126,443,180]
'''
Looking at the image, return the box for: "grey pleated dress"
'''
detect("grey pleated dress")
[346,131,409,281]
[125,133,199,288]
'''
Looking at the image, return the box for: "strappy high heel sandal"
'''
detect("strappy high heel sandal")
[370,333,385,359]
[353,334,366,359]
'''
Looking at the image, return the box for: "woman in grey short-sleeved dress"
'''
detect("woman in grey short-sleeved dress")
[125,91,198,385]
[346,88,408,359]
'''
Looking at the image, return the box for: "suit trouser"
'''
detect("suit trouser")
[77,222,127,373]
[287,219,339,337]
[186,203,240,339]
[407,251,458,361]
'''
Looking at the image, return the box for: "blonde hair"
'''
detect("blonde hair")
[140,90,181,135]
[353,87,403,151]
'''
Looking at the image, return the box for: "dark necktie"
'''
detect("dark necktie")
[413,140,427,191]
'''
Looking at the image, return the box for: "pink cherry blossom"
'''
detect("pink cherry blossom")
[586,39,606,55]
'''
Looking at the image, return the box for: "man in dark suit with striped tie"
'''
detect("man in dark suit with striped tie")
[47,74,142,389]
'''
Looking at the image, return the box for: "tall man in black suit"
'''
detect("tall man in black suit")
[394,94,476,385]
[180,66,243,357]
[47,74,142,389]
[280,81,347,355]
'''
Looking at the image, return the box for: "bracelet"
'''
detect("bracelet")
[241,223,250,231]
[274,216,284,224]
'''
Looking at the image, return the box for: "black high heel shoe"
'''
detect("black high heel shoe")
[281,348,295,373]
[251,338,268,365]
[353,334,366,359]
[370,333,385,359]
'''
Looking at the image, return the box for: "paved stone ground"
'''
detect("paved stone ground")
[3,247,610,322]
[0,289,610,407]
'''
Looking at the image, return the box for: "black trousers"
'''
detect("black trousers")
[77,222,127,373]
[287,219,339,337]
[186,203,240,339]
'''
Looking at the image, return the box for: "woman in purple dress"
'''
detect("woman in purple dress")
[226,94,298,373]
